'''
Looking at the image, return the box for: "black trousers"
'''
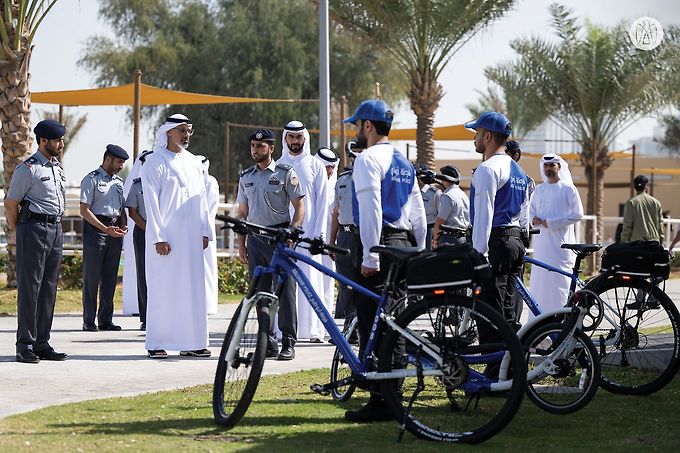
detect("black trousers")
[246,234,297,345]
[333,229,359,319]
[351,229,411,364]
[82,222,123,326]
[132,225,148,323]
[482,228,525,334]
[15,220,63,353]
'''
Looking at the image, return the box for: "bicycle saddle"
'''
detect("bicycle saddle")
[370,245,424,262]
[561,243,602,255]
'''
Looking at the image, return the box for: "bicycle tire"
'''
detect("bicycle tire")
[589,276,680,395]
[330,316,359,402]
[523,322,600,414]
[213,297,270,427]
[378,295,526,444]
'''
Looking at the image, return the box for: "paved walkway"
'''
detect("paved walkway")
[2,278,679,420]
[0,304,336,419]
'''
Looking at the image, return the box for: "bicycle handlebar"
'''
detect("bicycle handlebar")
[216,214,350,256]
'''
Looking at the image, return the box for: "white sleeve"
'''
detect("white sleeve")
[471,166,497,255]
[141,159,166,244]
[353,155,382,269]
[312,165,329,238]
[199,171,214,241]
[409,182,427,248]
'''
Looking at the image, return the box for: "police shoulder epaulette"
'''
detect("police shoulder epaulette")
[240,166,256,177]
[87,170,98,178]
[22,156,38,168]
[275,163,292,171]
[133,177,141,183]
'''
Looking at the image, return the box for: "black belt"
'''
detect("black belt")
[382,225,410,236]
[27,212,62,224]
[442,227,467,237]
[96,214,120,226]
[340,224,357,233]
[427,223,435,228]
[490,226,522,237]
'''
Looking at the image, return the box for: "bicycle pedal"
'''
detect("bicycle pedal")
[310,383,330,396]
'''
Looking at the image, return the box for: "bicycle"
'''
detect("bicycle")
[213,215,527,444]
[519,241,680,396]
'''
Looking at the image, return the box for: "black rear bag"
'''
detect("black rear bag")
[601,240,670,279]
[405,242,492,293]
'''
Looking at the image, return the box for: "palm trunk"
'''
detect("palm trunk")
[408,65,443,170]
[581,140,612,273]
[0,46,34,288]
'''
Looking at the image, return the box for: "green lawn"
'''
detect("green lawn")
[0,288,242,316]
[1,369,678,452]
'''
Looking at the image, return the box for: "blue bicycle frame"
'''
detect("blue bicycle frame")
[253,240,387,374]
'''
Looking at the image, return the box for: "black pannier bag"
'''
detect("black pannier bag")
[404,242,492,293]
[600,240,670,279]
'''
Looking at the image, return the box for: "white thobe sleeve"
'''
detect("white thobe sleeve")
[199,174,214,241]
[353,155,382,269]
[141,159,167,244]
[547,185,583,229]
[409,182,427,248]
[471,166,497,255]
[311,165,329,239]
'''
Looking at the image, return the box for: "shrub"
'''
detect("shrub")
[60,255,84,289]
[217,257,250,294]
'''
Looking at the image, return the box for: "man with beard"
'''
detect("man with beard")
[277,121,329,344]
[142,114,214,359]
[529,154,583,314]
[5,119,68,363]
[80,144,129,332]
[343,99,427,422]
[466,112,529,331]
[237,129,305,360]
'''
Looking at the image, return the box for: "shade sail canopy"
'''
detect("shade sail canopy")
[390,124,473,141]
[637,167,680,175]
[31,83,314,106]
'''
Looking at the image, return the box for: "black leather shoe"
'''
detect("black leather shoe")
[82,323,98,332]
[16,350,40,364]
[277,345,295,361]
[266,347,279,359]
[35,349,67,361]
[345,399,393,423]
[98,323,122,331]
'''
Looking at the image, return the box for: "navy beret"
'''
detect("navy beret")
[249,129,275,143]
[34,119,66,140]
[105,144,129,160]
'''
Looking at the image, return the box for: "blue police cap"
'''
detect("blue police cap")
[464,111,512,136]
[105,144,129,160]
[34,119,66,140]
[249,129,275,143]
[343,99,394,124]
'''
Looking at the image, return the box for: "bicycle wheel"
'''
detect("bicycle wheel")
[523,322,600,414]
[213,297,270,427]
[330,315,359,402]
[378,295,526,444]
[590,276,680,395]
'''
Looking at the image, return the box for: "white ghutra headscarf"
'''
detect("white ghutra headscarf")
[540,153,573,185]
[153,114,192,153]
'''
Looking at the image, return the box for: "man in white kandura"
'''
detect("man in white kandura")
[277,121,329,342]
[197,155,220,315]
[529,154,584,315]
[142,114,214,359]
[315,147,340,340]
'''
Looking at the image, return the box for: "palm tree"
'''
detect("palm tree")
[1,1,60,287]
[329,0,515,169]
[465,85,547,140]
[487,3,680,243]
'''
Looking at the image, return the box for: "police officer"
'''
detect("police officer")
[236,129,305,361]
[5,119,67,363]
[342,99,427,423]
[466,112,529,332]
[79,144,129,332]
[125,150,153,331]
[416,166,441,250]
[432,165,470,247]
[328,141,361,342]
